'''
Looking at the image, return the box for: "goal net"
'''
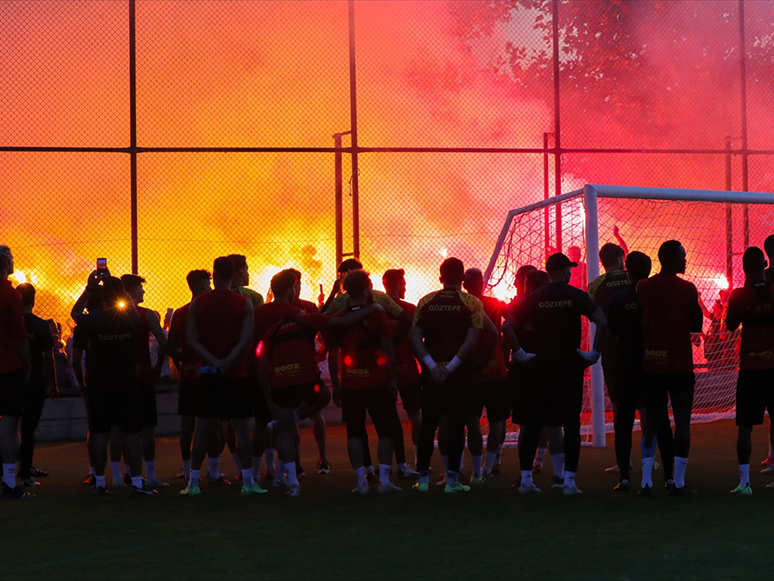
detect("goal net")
[485,184,774,447]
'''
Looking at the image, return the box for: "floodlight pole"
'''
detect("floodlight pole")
[552,0,562,252]
[738,0,750,247]
[348,0,360,259]
[333,131,352,267]
[583,185,605,447]
[725,136,733,287]
[129,0,138,275]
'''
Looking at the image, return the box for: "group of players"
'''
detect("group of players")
[1,235,774,500]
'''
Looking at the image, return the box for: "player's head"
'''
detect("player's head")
[0,245,13,277]
[599,243,625,272]
[120,274,146,304]
[227,254,249,286]
[382,268,406,300]
[284,268,302,298]
[657,240,686,274]
[515,264,537,296]
[16,282,35,308]
[440,257,465,288]
[545,252,577,283]
[463,268,484,297]
[742,246,767,277]
[568,246,582,262]
[186,269,211,298]
[212,256,236,287]
[625,251,651,284]
[102,276,128,310]
[343,269,373,302]
[338,258,363,276]
[764,235,774,265]
[270,269,297,302]
[525,270,550,295]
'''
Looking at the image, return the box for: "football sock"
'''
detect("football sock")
[111,461,121,480]
[252,456,263,479]
[495,445,503,464]
[521,470,533,487]
[131,475,143,489]
[739,464,750,488]
[189,469,201,489]
[355,466,367,487]
[286,462,299,487]
[398,462,411,473]
[124,466,131,477]
[441,455,449,473]
[414,446,419,466]
[472,455,482,477]
[641,457,655,488]
[563,470,576,488]
[418,471,430,485]
[231,452,242,472]
[89,465,96,476]
[551,452,566,479]
[96,475,106,488]
[277,459,285,478]
[379,464,391,486]
[535,447,547,467]
[183,460,191,480]
[674,457,688,488]
[2,464,16,488]
[145,461,157,482]
[365,465,375,477]
[446,470,458,488]
[264,448,275,471]
[208,457,219,479]
[241,468,253,487]
[484,452,497,474]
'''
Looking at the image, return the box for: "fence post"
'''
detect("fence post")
[129,0,138,275]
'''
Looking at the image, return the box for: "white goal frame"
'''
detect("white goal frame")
[485,184,774,448]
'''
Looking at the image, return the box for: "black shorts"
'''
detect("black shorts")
[178,381,197,417]
[342,385,401,440]
[195,375,252,420]
[138,382,158,427]
[398,379,422,413]
[613,369,644,411]
[87,380,142,434]
[420,371,479,420]
[736,369,774,426]
[641,372,695,408]
[271,381,321,411]
[479,379,511,422]
[0,367,26,417]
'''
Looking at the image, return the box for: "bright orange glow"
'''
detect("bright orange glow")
[118,301,126,308]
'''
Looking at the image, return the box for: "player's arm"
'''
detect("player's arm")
[472,314,499,369]
[690,286,704,333]
[146,309,168,374]
[185,301,220,367]
[613,225,628,256]
[577,305,607,365]
[221,300,254,371]
[73,346,85,390]
[325,302,385,330]
[71,271,101,322]
[166,315,183,370]
[409,325,444,384]
[321,276,343,313]
[725,293,743,332]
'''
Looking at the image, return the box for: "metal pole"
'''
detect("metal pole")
[334,133,344,267]
[738,0,750,247]
[129,0,138,275]
[348,0,360,258]
[552,0,562,251]
[544,132,551,255]
[725,136,733,287]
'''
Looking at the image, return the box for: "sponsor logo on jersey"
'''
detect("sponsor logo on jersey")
[275,363,301,374]
[344,368,372,376]
[645,349,668,359]
[625,302,638,310]
[538,300,573,308]
[97,333,133,341]
[428,304,462,312]
[606,280,629,288]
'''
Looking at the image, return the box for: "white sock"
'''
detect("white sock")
[355,466,366,487]
[277,458,285,478]
[111,461,121,480]
[231,452,242,472]
[241,468,253,487]
[183,460,191,480]
[208,457,219,478]
[739,464,750,488]
[472,455,482,477]
[563,470,576,488]
[641,457,655,488]
[264,448,276,471]
[441,455,449,472]
[484,452,497,474]
[145,460,156,482]
[96,475,106,488]
[379,464,391,486]
[3,463,16,488]
[365,465,375,476]
[521,470,533,487]
[131,475,143,489]
[124,466,131,477]
[253,456,263,479]
[674,456,688,488]
[495,445,503,463]
[551,452,566,479]
[535,447,547,467]
[189,469,201,489]
[286,462,299,487]
[418,471,430,484]
[398,462,410,472]
[446,470,458,488]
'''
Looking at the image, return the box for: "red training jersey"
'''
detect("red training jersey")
[336,308,391,390]
[638,273,701,375]
[134,305,156,384]
[390,298,420,387]
[413,289,484,365]
[192,289,249,379]
[474,295,508,382]
[0,279,27,374]
[727,283,774,371]
[170,303,198,383]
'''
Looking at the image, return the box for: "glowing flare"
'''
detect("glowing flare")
[10,271,27,284]
[255,341,264,357]
[712,277,729,290]
[343,355,354,367]
[118,301,126,308]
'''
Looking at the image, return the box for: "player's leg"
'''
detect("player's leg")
[121,384,155,495]
[343,388,370,494]
[483,379,511,478]
[84,386,112,493]
[1,369,31,498]
[18,384,46,486]
[547,425,565,488]
[183,375,219,494]
[109,425,124,487]
[561,374,584,495]
[369,386,402,493]
[444,383,470,492]
[732,369,764,494]
[177,381,197,480]
[296,382,331,474]
[399,380,422,468]
[88,431,110,493]
[669,374,695,495]
[613,391,637,490]
[415,381,443,491]
[533,426,549,473]
[639,373,668,495]
[466,413,484,482]
[139,383,164,487]
[517,423,542,493]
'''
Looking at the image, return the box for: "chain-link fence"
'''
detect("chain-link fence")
[2,0,773,344]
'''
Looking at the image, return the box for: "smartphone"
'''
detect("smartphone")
[96,258,108,278]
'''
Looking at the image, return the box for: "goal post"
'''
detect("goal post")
[485,184,774,448]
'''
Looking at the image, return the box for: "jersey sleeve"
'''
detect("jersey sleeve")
[323,293,348,316]
[72,318,89,350]
[300,312,330,332]
[460,292,485,329]
[587,274,605,301]
[375,292,404,318]
[6,290,27,343]
[573,287,600,320]
[40,320,55,350]
[413,293,434,327]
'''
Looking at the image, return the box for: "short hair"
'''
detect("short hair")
[440,257,465,285]
[743,246,767,273]
[286,268,301,280]
[213,256,235,280]
[599,243,625,269]
[625,251,652,281]
[16,282,35,306]
[186,269,210,289]
[525,270,550,295]
[270,270,297,297]
[338,258,363,274]
[0,245,11,262]
[343,269,372,299]
[657,240,683,266]
[227,254,247,272]
[515,264,537,277]
[464,268,483,283]
[382,268,405,287]
[120,274,146,290]
[102,276,126,305]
